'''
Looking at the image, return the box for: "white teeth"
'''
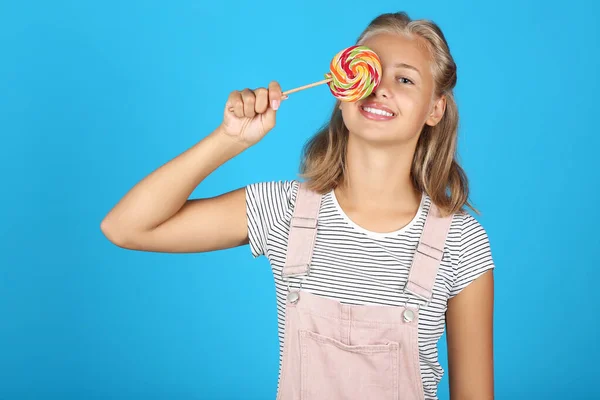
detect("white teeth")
[362,106,394,117]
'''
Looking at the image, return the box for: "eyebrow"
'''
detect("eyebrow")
[393,63,421,76]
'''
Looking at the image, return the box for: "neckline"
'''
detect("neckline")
[328,188,427,239]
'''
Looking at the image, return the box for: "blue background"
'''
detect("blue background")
[1,0,599,399]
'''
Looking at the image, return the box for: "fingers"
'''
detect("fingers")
[254,88,269,114]
[268,81,282,110]
[227,91,244,118]
[227,81,284,119]
[240,89,256,118]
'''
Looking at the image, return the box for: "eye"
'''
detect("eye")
[396,76,414,85]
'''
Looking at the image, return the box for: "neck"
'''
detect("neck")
[335,135,422,212]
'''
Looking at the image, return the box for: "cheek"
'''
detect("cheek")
[340,103,359,121]
[395,89,419,106]
[398,92,429,119]
[340,102,353,112]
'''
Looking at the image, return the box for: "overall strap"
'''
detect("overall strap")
[405,202,454,303]
[282,182,322,279]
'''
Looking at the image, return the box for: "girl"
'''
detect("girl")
[101,12,495,400]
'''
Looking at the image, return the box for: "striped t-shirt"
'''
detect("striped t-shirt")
[245,180,495,400]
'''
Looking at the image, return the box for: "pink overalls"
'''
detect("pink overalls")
[276,183,453,400]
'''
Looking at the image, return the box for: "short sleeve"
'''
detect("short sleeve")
[245,180,297,258]
[449,213,495,298]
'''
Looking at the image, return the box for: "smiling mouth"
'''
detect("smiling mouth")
[360,106,396,118]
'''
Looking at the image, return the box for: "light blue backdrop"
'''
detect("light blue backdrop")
[1,0,598,399]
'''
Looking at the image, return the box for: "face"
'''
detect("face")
[339,32,446,144]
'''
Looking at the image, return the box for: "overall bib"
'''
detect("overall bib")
[276,183,453,400]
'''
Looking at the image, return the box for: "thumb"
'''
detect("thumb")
[263,81,284,131]
[263,98,279,129]
[265,95,281,130]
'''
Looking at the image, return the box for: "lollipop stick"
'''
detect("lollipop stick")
[282,78,332,96]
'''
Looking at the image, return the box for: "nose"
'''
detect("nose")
[372,76,392,99]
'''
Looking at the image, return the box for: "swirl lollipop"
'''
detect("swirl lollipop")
[282,45,382,102]
[324,45,382,101]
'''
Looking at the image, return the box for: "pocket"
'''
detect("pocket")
[299,330,399,400]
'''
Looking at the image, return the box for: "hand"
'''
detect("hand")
[220,81,284,146]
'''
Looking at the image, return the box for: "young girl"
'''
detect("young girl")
[101,12,495,400]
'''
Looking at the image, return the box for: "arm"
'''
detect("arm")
[100,127,249,253]
[445,269,494,400]
[100,82,283,253]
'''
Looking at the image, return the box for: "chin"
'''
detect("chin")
[347,126,412,146]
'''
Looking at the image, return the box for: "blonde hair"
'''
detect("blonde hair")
[299,12,476,216]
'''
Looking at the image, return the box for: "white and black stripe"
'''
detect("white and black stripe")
[246,180,495,400]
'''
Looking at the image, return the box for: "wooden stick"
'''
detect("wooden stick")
[225,77,332,112]
[282,78,332,96]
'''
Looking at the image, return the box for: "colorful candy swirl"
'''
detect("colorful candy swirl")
[325,45,382,102]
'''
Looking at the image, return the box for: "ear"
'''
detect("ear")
[425,95,446,127]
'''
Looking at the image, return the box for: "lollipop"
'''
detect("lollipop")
[282,45,382,102]
[324,45,382,101]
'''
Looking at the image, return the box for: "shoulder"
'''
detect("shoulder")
[245,179,301,219]
[452,211,495,287]
[437,205,494,265]
[437,202,490,242]
[246,179,300,203]
[245,180,301,258]
[454,211,491,249]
